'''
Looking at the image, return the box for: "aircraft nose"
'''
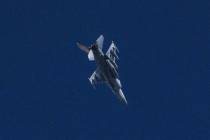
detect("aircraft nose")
[119,89,128,104]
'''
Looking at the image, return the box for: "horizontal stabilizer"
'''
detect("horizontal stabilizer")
[96,35,104,50]
[88,50,95,61]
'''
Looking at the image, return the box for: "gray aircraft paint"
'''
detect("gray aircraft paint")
[77,35,127,104]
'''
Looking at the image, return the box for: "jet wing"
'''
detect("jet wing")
[106,41,119,63]
[96,35,104,51]
[88,68,105,87]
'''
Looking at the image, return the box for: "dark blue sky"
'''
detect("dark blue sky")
[0,0,208,139]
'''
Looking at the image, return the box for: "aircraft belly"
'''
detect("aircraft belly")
[78,35,127,104]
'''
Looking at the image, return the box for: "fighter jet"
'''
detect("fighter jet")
[77,35,127,104]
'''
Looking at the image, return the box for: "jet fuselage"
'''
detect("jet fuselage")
[91,45,121,92]
[77,35,127,104]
